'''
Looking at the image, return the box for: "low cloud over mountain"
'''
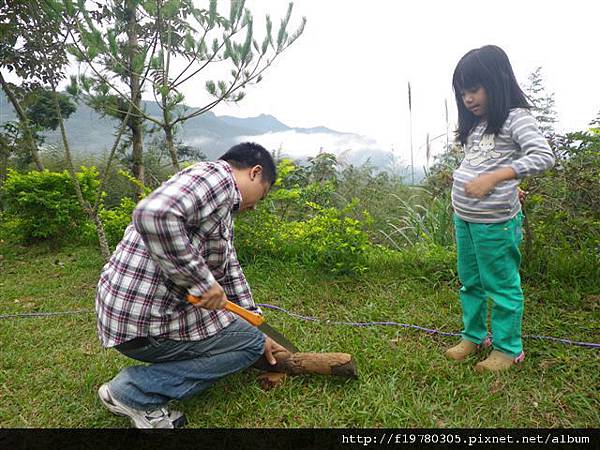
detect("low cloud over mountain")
[1,94,412,174]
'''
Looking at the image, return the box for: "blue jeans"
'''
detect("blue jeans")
[108,317,265,410]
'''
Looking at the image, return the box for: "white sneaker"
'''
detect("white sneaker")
[98,383,186,428]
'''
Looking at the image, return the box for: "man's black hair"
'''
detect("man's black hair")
[452,45,531,145]
[219,142,277,185]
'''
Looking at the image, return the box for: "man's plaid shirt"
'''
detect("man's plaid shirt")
[95,161,261,348]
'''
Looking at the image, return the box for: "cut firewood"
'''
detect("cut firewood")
[257,372,287,390]
[253,350,358,379]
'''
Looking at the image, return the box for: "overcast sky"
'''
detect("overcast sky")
[6,1,598,165]
[189,0,600,164]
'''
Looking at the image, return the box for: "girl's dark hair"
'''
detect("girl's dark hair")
[452,45,531,145]
[219,142,277,185]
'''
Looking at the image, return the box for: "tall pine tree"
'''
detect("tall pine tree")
[525,67,558,140]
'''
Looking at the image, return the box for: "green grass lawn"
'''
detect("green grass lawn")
[0,240,598,428]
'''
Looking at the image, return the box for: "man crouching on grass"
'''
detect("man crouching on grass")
[95,142,285,428]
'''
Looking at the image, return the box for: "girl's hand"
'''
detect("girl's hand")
[464,173,498,198]
[518,187,527,205]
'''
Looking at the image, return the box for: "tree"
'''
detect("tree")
[0,128,11,187]
[0,0,70,169]
[1,0,138,261]
[0,88,77,183]
[25,89,77,141]
[68,0,305,176]
[519,112,600,277]
[525,67,558,140]
[63,0,155,196]
[124,0,145,191]
[305,152,337,184]
[0,121,33,171]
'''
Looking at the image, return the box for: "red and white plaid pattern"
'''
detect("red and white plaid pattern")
[95,161,260,347]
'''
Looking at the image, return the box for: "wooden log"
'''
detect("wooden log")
[253,350,358,379]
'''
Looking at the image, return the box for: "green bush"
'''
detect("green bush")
[1,167,99,242]
[235,199,372,275]
[520,125,600,284]
[282,201,372,274]
[335,164,412,245]
[0,211,19,242]
[234,158,373,275]
[99,197,137,248]
[269,180,337,221]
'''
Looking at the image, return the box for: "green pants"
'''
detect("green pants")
[453,213,524,357]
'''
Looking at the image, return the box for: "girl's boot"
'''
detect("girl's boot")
[474,350,525,372]
[444,340,478,361]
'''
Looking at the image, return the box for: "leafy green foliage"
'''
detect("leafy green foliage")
[235,158,371,275]
[335,163,410,245]
[98,197,137,249]
[7,88,79,160]
[2,167,98,242]
[521,123,600,286]
[422,143,463,197]
[0,0,69,86]
[299,152,338,184]
[24,89,77,132]
[235,155,455,275]
[0,89,76,164]
[0,121,33,169]
[236,197,371,275]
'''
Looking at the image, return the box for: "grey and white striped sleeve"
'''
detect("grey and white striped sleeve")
[509,109,555,178]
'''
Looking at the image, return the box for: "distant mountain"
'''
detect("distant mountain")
[218,114,290,134]
[0,92,420,177]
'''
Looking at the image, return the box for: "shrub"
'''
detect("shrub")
[520,125,600,283]
[99,197,137,248]
[335,164,411,244]
[1,167,99,242]
[235,199,372,275]
[234,157,373,274]
[281,201,372,274]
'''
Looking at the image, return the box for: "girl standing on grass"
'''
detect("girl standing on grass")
[445,45,555,372]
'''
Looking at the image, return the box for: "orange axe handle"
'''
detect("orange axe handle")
[186,294,265,327]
